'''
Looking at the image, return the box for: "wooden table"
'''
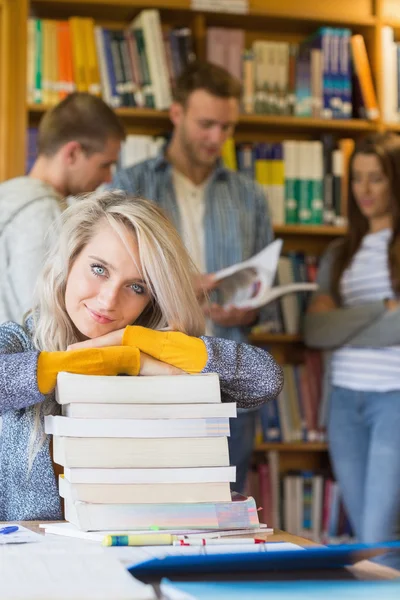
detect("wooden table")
[10,521,400,581]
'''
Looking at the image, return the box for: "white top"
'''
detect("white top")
[332,228,400,391]
[172,169,213,335]
[172,168,207,273]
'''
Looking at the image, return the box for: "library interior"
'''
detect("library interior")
[1,0,400,597]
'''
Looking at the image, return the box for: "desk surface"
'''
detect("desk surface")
[6,521,400,581]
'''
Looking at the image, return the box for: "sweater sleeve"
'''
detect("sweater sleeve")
[0,322,45,413]
[201,336,283,409]
[303,243,387,350]
[345,307,400,347]
[6,198,62,323]
[122,326,283,408]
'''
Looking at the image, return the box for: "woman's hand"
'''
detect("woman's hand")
[67,328,124,351]
[307,294,338,314]
[139,352,185,376]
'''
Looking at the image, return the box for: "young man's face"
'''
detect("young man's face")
[66,137,121,195]
[172,89,240,169]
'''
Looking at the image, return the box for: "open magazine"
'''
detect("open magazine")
[213,239,317,310]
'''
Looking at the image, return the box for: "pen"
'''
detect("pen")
[102,533,180,547]
[173,538,266,546]
[0,526,19,535]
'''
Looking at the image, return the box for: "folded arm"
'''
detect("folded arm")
[302,241,387,349]
[122,326,283,408]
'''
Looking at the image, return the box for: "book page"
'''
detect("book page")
[0,539,155,599]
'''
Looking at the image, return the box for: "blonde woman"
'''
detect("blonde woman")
[0,192,283,521]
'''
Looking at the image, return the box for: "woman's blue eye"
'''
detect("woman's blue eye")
[91,264,106,277]
[131,283,145,295]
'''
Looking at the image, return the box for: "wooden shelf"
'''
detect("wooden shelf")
[274,224,346,236]
[249,333,302,344]
[238,114,377,132]
[384,121,400,131]
[255,442,328,452]
[27,104,377,134]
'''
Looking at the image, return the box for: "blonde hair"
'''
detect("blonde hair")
[28,191,205,463]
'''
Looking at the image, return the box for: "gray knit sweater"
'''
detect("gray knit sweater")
[0,319,283,521]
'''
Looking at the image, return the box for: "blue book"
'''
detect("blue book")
[161,579,400,600]
[128,541,400,578]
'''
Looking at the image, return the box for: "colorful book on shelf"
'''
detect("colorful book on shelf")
[213,239,317,310]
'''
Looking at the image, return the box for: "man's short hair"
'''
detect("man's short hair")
[37,93,126,157]
[173,61,242,106]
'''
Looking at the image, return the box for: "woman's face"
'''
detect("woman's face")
[351,153,391,221]
[65,220,151,339]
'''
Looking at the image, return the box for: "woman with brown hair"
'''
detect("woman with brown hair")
[304,133,400,567]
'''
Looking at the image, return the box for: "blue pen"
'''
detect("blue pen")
[0,526,19,535]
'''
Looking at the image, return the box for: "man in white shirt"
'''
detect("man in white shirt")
[0,92,125,326]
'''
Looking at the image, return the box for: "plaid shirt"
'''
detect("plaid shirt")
[110,148,275,342]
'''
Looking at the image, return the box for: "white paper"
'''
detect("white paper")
[0,539,155,599]
[0,524,43,545]
[213,239,317,309]
[40,521,271,543]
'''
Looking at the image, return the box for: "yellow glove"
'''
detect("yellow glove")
[37,346,140,394]
[122,326,208,374]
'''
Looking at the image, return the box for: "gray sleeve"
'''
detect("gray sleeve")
[0,323,44,414]
[303,241,386,349]
[6,199,62,321]
[346,308,400,347]
[200,336,284,408]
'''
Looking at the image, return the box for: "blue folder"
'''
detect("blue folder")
[160,580,400,600]
[128,541,400,578]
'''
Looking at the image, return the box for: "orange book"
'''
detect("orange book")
[57,21,75,99]
[82,18,101,96]
[338,138,355,222]
[69,17,88,92]
[350,35,380,121]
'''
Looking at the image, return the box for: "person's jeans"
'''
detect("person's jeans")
[228,408,258,494]
[328,385,400,569]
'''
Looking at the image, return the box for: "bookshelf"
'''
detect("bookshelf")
[6,0,400,536]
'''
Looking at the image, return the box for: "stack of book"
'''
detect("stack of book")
[45,372,260,532]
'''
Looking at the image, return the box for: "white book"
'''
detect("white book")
[63,465,236,485]
[59,476,231,504]
[56,372,221,405]
[45,415,230,438]
[130,10,171,109]
[213,239,317,309]
[53,436,229,468]
[62,492,259,532]
[62,402,237,420]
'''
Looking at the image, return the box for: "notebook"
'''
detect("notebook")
[127,541,400,578]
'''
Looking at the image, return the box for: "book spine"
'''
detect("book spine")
[283,140,299,224]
